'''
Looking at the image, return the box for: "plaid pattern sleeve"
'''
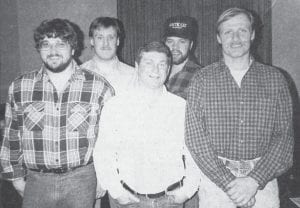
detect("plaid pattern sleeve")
[185,70,236,192]
[185,60,294,191]
[166,59,201,100]
[0,83,26,179]
[248,72,294,188]
[0,63,114,180]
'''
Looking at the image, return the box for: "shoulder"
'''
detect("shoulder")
[80,59,93,69]
[165,91,186,108]
[10,70,40,88]
[185,59,202,73]
[252,61,288,86]
[192,62,219,81]
[118,61,135,74]
[80,68,115,94]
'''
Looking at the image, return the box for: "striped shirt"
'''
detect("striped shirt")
[185,59,294,191]
[166,59,201,100]
[0,61,114,180]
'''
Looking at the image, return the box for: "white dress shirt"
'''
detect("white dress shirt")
[81,56,135,94]
[93,85,201,199]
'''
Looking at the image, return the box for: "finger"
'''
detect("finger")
[226,180,237,189]
[226,187,238,197]
[128,193,140,202]
[236,196,251,207]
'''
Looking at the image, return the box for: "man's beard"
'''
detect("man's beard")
[172,51,189,65]
[44,56,73,73]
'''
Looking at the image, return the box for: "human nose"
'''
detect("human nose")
[232,31,241,41]
[103,37,109,46]
[48,44,58,53]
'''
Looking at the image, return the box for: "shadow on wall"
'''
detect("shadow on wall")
[277,68,300,207]
[68,21,85,65]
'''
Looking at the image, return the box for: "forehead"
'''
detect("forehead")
[93,26,117,36]
[141,51,168,62]
[165,36,190,42]
[41,37,65,43]
[219,14,251,30]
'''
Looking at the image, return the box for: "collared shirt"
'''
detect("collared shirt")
[81,56,135,94]
[166,59,201,100]
[0,61,114,180]
[93,85,201,199]
[185,59,294,191]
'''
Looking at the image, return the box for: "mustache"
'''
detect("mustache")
[47,54,62,58]
[100,47,112,50]
[171,50,182,54]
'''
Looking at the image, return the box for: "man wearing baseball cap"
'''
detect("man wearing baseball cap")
[163,15,202,100]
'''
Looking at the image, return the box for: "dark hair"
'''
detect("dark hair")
[136,41,172,66]
[33,18,78,50]
[216,7,255,34]
[88,17,123,39]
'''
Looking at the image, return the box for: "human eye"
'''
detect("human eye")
[95,35,103,40]
[165,39,174,45]
[158,62,167,69]
[179,39,188,44]
[39,41,50,50]
[223,30,232,35]
[56,42,68,49]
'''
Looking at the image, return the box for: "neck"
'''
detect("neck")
[136,82,163,98]
[47,61,74,93]
[170,58,188,78]
[93,55,117,65]
[224,54,251,71]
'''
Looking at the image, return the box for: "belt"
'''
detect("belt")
[28,158,93,174]
[218,156,260,176]
[121,176,184,199]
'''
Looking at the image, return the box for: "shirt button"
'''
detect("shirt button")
[240,119,244,124]
[240,101,244,105]
[239,140,244,143]
[55,159,59,162]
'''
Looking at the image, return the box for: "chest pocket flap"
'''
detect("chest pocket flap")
[24,102,45,131]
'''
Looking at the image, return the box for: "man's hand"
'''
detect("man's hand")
[115,191,140,205]
[166,188,190,204]
[96,182,106,199]
[241,197,256,208]
[226,177,259,207]
[12,178,26,197]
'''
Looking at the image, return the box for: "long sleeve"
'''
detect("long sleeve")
[0,83,26,180]
[180,144,201,197]
[248,77,294,189]
[93,102,125,199]
[185,73,235,192]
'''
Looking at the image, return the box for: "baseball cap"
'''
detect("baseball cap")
[163,16,197,40]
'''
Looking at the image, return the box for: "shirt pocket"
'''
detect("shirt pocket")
[67,102,91,132]
[23,102,45,131]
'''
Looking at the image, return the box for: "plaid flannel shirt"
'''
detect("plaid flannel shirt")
[166,59,201,100]
[185,59,294,191]
[0,61,114,180]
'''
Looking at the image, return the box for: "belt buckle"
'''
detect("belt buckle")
[53,167,68,174]
[239,160,252,175]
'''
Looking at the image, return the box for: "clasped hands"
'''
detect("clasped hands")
[226,176,259,208]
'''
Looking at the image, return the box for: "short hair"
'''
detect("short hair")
[135,41,172,66]
[216,7,255,34]
[33,18,78,50]
[88,17,123,39]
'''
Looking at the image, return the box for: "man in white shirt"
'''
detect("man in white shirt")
[93,41,201,208]
[82,17,135,94]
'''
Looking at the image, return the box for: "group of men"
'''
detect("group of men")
[0,7,294,208]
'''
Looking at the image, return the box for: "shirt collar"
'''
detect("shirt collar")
[218,57,255,73]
